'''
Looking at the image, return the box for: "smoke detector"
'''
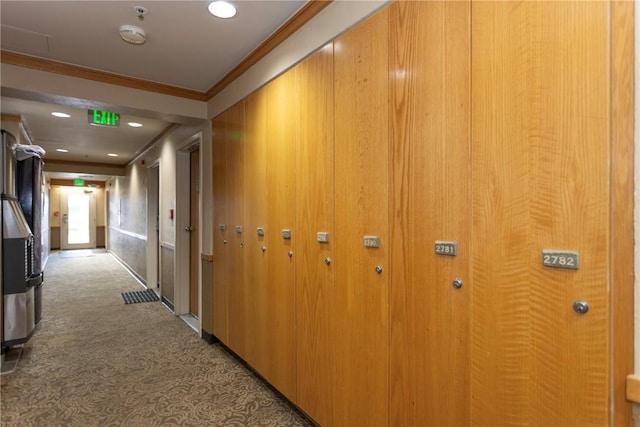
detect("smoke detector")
[119,25,147,45]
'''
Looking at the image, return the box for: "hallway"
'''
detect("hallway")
[0,251,312,426]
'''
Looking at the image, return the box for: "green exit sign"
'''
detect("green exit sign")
[73,179,85,186]
[88,110,120,127]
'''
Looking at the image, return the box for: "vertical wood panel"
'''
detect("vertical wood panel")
[389,2,470,426]
[243,88,268,370]
[295,44,335,427]
[611,1,635,425]
[212,114,229,342]
[226,102,246,357]
[471,2,610,424]
[189,148,200,318]
[334,8,389,426]
[265,69,297,401]
[201,258,213,335]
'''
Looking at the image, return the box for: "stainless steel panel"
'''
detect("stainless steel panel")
[3,288,34,343]
[3,198,31,239]
[2,130,17,195]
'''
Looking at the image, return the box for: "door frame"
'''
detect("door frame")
[175,133,202,331]
[146,160,160,293]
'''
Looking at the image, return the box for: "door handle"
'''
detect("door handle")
[184,226,193,232]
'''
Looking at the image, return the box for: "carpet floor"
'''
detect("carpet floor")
[1,252,313,427]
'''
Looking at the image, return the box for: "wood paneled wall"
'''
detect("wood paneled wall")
[211,2,633,426]
[333,9,390,426]
[389,2,471,425]
[263,69,297,400]
[294,43,336,426]
[242,87,268,372]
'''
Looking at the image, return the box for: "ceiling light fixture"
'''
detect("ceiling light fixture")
[56,148,69,153]
[107,153,119,157]
[51,112,70,118]
[127,122,143,128]
[208,1,236,18]
[119,25,147,45]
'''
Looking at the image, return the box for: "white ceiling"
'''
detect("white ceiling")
[0,0,307,179]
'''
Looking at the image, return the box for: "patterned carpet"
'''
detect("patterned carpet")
[1,252,313,427]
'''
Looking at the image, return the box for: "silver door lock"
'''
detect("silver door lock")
[573,300,589,314]
[452,278,463,289]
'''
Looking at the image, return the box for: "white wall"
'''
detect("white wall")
[140,121,210,249]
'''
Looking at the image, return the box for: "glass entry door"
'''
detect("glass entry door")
[61,187,96,250]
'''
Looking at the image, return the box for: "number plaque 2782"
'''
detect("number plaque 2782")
[542,250,579,270]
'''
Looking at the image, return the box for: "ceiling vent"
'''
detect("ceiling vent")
[119,25,146,45]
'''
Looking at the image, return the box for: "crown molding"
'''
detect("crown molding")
[0,113,21,122]
[46,158,127,169]
[1,1,331,103]
[205,0,333,99]
[1,50,207,101]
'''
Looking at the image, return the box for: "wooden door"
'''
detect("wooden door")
[226,102,246,356]
[189,148,200,318]
[212,113,230,342]
[389,2,471,426]
[242,87,268,368]
[294,43,335,426]
[263,68,297,401]
[333,8,389,426]
[471,2,610,424]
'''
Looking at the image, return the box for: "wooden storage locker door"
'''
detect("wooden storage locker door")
[240,88,268,367]
[471,2,610,424]
[333,7,389,426]
[389,2,470,426]
[264,68,297,401]
[226,102,246,356]
[212,112,230,343]
[294,44,335,427]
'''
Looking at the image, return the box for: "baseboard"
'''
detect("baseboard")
[108,251,147,286]
[161,296,174,312]
[202,330,220,344]
[214,341,316,426]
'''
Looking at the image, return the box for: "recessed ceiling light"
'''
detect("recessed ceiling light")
[127,122,143,128]
[208,1,236,18]
[51,112,70,118]
[56,148,69,153]
[107,153,119,157]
